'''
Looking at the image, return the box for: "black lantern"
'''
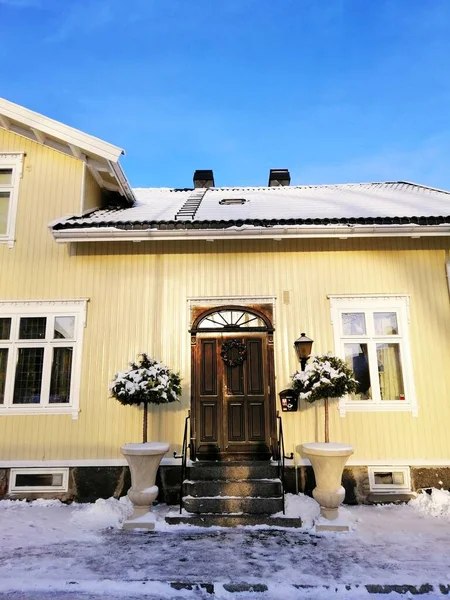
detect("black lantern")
[294,333,314,371]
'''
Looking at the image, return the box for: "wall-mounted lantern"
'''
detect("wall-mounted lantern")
[294,332,314,371]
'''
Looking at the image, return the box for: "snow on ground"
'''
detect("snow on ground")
[0,490,450,599]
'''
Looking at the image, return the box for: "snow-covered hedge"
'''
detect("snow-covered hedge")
[110,353,181,406]
[292,353,358,402]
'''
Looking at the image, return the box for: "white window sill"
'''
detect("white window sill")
[339,402,418,417]
[0,407,80,419]
[0,237,15,248]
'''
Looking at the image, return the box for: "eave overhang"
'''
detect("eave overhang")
[0,97,135,205]
[51,223,450,243]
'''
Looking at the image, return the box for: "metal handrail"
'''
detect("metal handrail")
[173,410,191,514]
[276,411,293,515]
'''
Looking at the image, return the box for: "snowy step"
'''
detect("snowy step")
[190,461,279,481]
[182,495,283,515]
[165,514,302,528]
[184,479,282,498]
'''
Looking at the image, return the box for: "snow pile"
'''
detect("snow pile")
[71,496,134,530]
[0,498,63,510]
[409,487,450,520]
[274,492,320,528]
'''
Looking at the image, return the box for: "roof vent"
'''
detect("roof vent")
[268,169,291,187]
[193,170,215,189]
[219,198,247,205]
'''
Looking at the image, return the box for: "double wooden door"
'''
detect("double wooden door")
[194,334,274,460]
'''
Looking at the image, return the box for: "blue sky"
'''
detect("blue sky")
[2,0,450,189]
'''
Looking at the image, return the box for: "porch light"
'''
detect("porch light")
[294,333,314,371]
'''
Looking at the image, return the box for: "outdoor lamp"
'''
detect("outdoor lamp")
[294,333,314,371]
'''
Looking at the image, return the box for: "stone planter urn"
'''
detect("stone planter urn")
[302,442,354,525]
[121,441,170,529]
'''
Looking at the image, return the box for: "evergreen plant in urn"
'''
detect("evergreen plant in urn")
[292,354,358,525]
[110,353,181,529]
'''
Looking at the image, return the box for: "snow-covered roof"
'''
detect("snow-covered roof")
[51,181,450,242]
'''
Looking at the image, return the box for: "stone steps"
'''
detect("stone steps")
[165,461,300,526]
[184,479,282,498]
[165,514,302,528]
[189,461,279,481]
[182,495,283,515]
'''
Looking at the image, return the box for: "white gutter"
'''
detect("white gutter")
[51,224,450,243]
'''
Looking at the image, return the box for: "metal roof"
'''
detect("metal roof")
[51,182,450,234]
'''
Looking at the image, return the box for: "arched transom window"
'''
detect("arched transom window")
[196,309,268,331]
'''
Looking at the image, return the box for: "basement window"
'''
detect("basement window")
[368,466,411,493]
[9,468,69,493]
[219,198,247,205]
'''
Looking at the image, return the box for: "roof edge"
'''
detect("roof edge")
[51,223,450,244]
[0,97,124,163]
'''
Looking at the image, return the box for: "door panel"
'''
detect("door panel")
[228,402,245,441]
[247,339,264,395]
[200,401,218,442]
[248,401,266,441]
[200,340,217,396]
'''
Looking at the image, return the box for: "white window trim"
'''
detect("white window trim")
[329,294,418,417]
[0,153,24,249]
[0,299,88,419]
[9,467,69,493]
[368,466,411,493]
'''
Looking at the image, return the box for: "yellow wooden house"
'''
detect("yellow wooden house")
[1,97,449,504]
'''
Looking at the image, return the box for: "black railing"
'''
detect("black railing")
[276,411,293,515]
[173,410,191,514]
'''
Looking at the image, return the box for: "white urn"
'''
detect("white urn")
[302,442,354,521]
[121,442,170,528]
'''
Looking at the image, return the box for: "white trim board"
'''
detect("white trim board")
[0,97,123,162]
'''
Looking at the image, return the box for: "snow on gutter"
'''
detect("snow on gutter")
[51,224,450,243]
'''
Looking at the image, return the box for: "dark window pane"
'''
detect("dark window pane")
[19,317,46,340]
[0,348,7,404]
[0,318,11,340]
[344,343,371,400]
[49,347,72,404]
[13,348,44,404]
[15,473,63,487]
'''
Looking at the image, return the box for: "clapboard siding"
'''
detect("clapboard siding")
[0,129,449,464]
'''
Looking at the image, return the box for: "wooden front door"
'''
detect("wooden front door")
[194,333,274,460]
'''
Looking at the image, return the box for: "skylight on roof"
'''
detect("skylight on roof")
[219,198,247,205]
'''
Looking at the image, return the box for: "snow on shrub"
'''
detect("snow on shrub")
[110,353,181,442]
[292,354,358,442]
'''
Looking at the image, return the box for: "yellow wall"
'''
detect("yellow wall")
[82,165,103,213]
[1,128,450,465]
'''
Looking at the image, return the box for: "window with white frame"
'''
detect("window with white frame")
[0,300,87,418]
[368,466,411,493]
[9,468,69,494]
[329,295,417,416]
[0,153,23,248]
